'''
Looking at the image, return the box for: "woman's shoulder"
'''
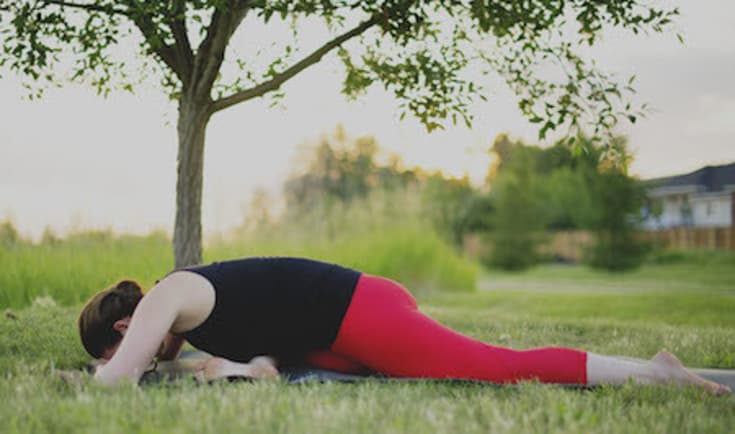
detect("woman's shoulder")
[152,270,216,333]
[157,270,215,294]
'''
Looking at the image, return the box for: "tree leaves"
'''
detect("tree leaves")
[0,0,679,161]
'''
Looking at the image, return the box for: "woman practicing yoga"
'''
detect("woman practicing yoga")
[80,257,731,394]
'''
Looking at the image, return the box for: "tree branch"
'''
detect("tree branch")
[40,0,127,16]
[211,16,379,114]
[121,1,183,81]
[167,0,194,85]
[191,0,250,100]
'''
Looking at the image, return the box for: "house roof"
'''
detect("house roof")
[644,162,735,193]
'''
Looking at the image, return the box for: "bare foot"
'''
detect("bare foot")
[649,351,731,396]
[194,357,279,382]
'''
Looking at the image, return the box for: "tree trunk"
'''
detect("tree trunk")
[173,94,211,268]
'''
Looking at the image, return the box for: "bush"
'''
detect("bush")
[0,220,23,248]
[483,231,546,271]
[583,170,649,272]
[484,145,546,271]
[584,237,651,272]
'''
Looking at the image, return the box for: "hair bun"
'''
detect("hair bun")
[115,280,142,295]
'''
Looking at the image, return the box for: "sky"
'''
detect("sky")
[1,1,734,239]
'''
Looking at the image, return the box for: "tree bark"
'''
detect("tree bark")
[174,94,211,268]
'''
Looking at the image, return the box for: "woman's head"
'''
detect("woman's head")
[78,280,143,359]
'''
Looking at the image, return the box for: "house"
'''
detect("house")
[642,162,735,229]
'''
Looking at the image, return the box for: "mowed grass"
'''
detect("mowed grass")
[423,269,735,329]
[1,254,734,433]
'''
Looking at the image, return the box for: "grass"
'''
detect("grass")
[479,254,735,294]
[0,225,476,308]
[1,256,734,433]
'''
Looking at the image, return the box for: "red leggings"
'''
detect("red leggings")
[306,274,588,384]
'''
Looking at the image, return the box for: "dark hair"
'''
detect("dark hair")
[78,280,144,358]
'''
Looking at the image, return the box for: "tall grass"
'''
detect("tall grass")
[211,189,477,293]
[211,225,476,293]
[0,191,477,308]
[0,231,173,307]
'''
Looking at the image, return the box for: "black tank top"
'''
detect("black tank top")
[179,257,361,364]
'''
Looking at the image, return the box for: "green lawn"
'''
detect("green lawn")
[1,261,734,433]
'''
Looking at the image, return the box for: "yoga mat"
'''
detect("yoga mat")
[146,352,735,391]
[73,351,733,392]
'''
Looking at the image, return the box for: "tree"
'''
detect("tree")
[581,138,649,271]
[0,1,678,267]
[283,127,385,213]
[485,135,546,270]
[422,173,477,247]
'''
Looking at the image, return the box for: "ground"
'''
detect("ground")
[1,262,733,434]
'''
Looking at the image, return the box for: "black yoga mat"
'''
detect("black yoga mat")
[130,351,734,392]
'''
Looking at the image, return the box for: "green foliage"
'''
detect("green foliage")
[0,219,23,248]
[284,129,405,212]
[484,138,547,270]
[1,0,678,142]
[480,134,648,271]
[284,126,484,249]
[421,174,478,247]
[583,166,650,272]
[275,129,650,274]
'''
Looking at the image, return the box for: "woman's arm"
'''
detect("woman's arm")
[94,279,183,385]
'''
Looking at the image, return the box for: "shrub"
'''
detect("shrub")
[583,170,649,272]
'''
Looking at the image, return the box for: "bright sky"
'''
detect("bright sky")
[1,1,733,239]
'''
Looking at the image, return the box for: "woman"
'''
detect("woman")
[80,257,730,394]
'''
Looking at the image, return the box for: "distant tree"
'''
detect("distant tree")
[284,128,388,212]
[285,127,482,246]
[1,1,678,267]
[421,174,476,247]
[581,138,648,271]
[41,226,62,245]
[482,133,648,270]
[537,138,601,230]
[484,135,546,269]
[584,170,649,271]
[0,220,22,248]
[237,186,275,234]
